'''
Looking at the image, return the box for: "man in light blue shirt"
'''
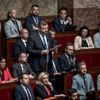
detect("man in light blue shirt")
[93,23,100,48]
[72,61,95,100]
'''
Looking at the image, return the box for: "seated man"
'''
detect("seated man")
[4,9,22,39]
[67,88,79,100]
[97,72,100,90]
[72,61,95,100]
[53,7,76,32]
[59,43,78,72]
[12,52,35,79]
[12,73,35,100]
[93,23,100,48]
[49,28,58,46]
[14,28,29,59]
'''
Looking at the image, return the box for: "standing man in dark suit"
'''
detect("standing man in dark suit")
[59,43,78,72]
[12,52,35,79]
[12,73,35,100]
[14,28,29,59]
[4,9,23,39]
[27,20,55,75]
[25,4,42,35]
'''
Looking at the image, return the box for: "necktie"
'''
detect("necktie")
[21,65,26,73]
[34,17,38,27]
[42,34,47,49]
[25,87,32,100]
[83,76,88,93]
[52,60,57,73]
[24,41,27,47]
[13,20,20,33]
[62,21,65,32]
[35,17,38,26]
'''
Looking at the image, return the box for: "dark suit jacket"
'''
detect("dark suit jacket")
[11,62,35,78]
[27,31,54,74]
[59,53,78,72]
[53,18,75,32]
[49,57,61,74]
[34,84,57,99]
[25,15,42,34]
[14,37,27,59]
[12,84,35,100]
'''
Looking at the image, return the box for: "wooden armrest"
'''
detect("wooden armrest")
[43,96,56,100]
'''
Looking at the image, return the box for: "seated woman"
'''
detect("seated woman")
[34,72,65,100]
[53,7,76,32]
[74,26,94,50]
[0,56,16,83]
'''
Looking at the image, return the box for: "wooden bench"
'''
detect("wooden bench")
[3,39,100,73]
[0,67,100,100]
[75,48,100,68]
[0,79,36,100]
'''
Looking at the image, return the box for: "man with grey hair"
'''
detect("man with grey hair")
[72,61,95,100]
[13,28,29,59]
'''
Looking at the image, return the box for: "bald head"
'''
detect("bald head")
[9,9,17,19]
[20,28,29,39]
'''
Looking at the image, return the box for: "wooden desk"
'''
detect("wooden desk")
[75,48,100,68]
[55,48,100,69]
[87,90,100,100]
[55,33,77,51]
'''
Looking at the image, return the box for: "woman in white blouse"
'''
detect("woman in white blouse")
[74,26,94,50]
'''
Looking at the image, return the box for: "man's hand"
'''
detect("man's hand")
[32,24,38,30]
[41,50,49,55]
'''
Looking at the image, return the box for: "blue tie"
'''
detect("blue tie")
[35,17,38,26]
[25,87,32,100]
[42,34,47,49]
[83,76,88,93]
